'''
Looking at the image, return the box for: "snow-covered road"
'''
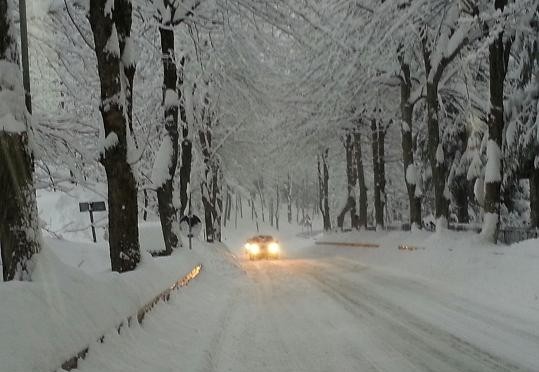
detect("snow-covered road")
[75,244,539,372]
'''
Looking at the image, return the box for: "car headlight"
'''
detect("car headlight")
[246,243,260,254]
[268,242,280,254]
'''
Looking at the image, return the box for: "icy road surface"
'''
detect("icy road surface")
[76,245,539,372]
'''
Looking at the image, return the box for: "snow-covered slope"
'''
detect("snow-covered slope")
[0,226,206,372]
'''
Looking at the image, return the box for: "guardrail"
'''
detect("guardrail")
[315,241,379,248]
[59,264,202,371]
[341,224,538,245]
[497,228,539,244]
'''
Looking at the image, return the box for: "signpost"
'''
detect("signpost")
[188,191,192,250]
[79,201,106,243]
[179,191,201,250]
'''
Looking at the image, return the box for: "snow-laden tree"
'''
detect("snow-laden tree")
[0,0,41,281]
[145,0,204,254]
[479,0,538,239]
[87,0,141,272]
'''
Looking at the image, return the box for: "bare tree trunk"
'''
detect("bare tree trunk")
[275,181,280,230]
[201,183,214,242]
[253,200,259,232]
[156,26,180,254]
[235,194,239,228]
[89,0,140,272]
[353,131,368,229]
[450,127,470,224]
[212,167,222,242]
[199,123,215,242]
[223,190,228,228]
[287,172,292,223]
[453,175,470,223]
[371,119,386,228]
[178,57,192,216]
[530,34,539,229]
[0,0,40,280]
[296,195,300,223]
[420,19,470,229]
[348,134,358,228]
[316,149,331,231]
[239,194,243,218]
[226,189,232,222]
[114,0,135,138]
[531,169,539,229]
[301,178,306,221]
[256,179,266,223]
[426,80,449,227]
[223,189,230,227]
[143,189,148,221]
[399,59,421,228]
[482,0,511,242]
[338,133,358,229]
[269,198,274,227]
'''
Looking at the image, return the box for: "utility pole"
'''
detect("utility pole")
[19,0,32,113]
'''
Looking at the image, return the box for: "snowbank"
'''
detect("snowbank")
[37,184,107,243]
[46,221,172,273]
[316,230,539,322]
[0,229,211,372]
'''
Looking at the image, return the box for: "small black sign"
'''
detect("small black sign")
[180,214,201,227]
[79,201,106,212]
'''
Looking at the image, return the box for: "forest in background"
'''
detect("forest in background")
[1,0,538,280]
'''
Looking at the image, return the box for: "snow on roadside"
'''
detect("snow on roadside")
[37,184,108,243]
[315,230,539,323]
[0,224,217,372]
[46,221,171,273]
[73,249,245,372]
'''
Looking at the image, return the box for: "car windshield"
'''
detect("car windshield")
[251,236,274,243]
[2,1,538,372]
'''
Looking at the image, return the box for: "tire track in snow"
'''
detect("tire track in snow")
[198,286,242,372]
[248,259,386,372]
[325,256,539,367]
[303,261,531,372]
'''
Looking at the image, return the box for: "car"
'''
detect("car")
[244,235,281,260]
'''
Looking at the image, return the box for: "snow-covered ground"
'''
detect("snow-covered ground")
[68,227,539,372]
[316,229,539,323]
[2,187,539,371]
[37,184,108,243]
[0,226,204,372]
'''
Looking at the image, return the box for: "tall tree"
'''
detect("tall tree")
[421,8,471,228]
[353,130,368,229]
[114,0,135,135]
[198,91,222,242]
[178,56,192,216]
[89,0,140,272]
[337,132,357,229]
[398,51,422,229]
[482,0,512,242]
[150,0,200,253]
[371,117,386,228]
[317,148,331,230]
[0,0,41,281]
[154,23,181,254]
[286,172,293,223]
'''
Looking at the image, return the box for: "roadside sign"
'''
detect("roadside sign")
[79,201,107,242]
[79,201,106,212]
